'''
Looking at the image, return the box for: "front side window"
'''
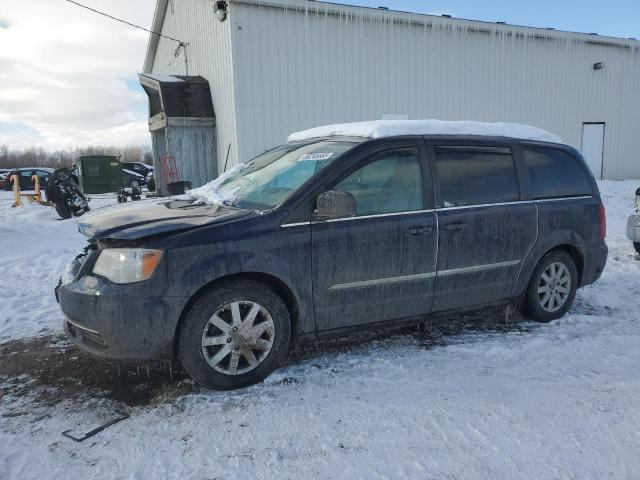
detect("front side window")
[333,148,422,216]
[435,146,520,207]
[215,141,356,209]
[523,147,593,199]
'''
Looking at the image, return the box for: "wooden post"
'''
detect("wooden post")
[11,174,22,207]
[31,174,42,204]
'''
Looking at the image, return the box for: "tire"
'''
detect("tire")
[54,200,72,219]
[634,242,640,254]
[521,250,578,322]
[177,280,291,390]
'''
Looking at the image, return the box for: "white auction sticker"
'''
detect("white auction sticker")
[298,152,334,161]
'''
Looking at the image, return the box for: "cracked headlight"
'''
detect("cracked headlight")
[93,248,163,284]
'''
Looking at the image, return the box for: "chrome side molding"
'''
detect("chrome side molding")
[328,260,521,291]
[328,271,437,291]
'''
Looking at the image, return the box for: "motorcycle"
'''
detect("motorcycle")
[45,168,90,219]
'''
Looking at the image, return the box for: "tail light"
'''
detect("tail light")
[598,202,606,240]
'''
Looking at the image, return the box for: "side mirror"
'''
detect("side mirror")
[315,190,356,220]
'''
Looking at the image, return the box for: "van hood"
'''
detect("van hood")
[77,198,251,241]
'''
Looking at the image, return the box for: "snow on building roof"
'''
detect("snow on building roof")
[287,120,563,144]
[142,74,185,83]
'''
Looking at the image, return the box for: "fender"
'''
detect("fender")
[163,220,314,335]
[514,227,587,297]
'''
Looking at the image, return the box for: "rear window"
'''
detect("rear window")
[523,147,593,199]
[434,146,520,207]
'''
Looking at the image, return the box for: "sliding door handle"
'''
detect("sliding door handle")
[407,225,433,235]
[442,223,467,232]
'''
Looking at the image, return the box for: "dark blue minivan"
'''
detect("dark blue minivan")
[57,124,607,389]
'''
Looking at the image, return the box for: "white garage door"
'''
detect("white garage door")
[581,123,605,179]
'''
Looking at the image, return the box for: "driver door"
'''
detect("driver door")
[311,140,437,331]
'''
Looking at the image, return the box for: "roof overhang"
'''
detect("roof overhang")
[232,0,639,49]
[143,0,170,73]
[142,0,638,74]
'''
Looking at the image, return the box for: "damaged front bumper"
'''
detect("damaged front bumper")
[55,251,186,361]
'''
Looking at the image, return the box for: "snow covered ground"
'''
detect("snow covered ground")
[1,181,639,479]
[0,193,118,341]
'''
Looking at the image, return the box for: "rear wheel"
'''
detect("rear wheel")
[521,250,578,322]
[177,280,291,390]
[634,242,640,254]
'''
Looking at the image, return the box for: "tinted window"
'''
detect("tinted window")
[334,148,422,216]
[523,147,593,199]
[435,146,519,207]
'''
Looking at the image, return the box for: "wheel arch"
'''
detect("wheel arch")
[173,271,302,358]
[516,241,585,298]
[548,244,584,283]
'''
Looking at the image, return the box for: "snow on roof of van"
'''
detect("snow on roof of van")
[287,120,563,144]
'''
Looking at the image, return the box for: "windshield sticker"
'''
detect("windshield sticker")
[298,152,334,162]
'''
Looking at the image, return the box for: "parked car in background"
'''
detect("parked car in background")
[627,187,640,254]
[146,171,155,192]
[122,168,146,188]
[56,121,608,390]
[2,168,54,191]
[0,169,11,189]
[121,162,153,178]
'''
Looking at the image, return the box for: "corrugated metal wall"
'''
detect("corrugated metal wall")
[151,125,217,194]
[229,0,640,179]
[148,0,239,175]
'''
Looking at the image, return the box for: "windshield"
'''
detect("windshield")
[214,141,356,209]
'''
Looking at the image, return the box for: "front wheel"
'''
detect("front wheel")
[634,242,640,254]
[177,280,291,390]
[521,250,578,322]
[54,200,72,219]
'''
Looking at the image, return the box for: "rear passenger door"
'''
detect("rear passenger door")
[429,142,537,311]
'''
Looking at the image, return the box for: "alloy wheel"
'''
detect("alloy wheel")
[201,301,275,375]
[537,261,571,312]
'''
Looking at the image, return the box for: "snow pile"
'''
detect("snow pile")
[288,119,563,144]
[185,163,247,205]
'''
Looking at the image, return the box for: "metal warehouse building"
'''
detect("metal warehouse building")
[141,0,640,192]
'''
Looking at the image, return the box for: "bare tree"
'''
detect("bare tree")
[0,145,153,170]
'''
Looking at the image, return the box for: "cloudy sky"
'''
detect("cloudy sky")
[0,0,638,151]
[0,0,155,150]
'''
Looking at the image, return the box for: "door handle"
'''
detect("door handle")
[442,222,467,232]
[407,225,432,235]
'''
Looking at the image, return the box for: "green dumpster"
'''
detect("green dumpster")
[77,155,122,194]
